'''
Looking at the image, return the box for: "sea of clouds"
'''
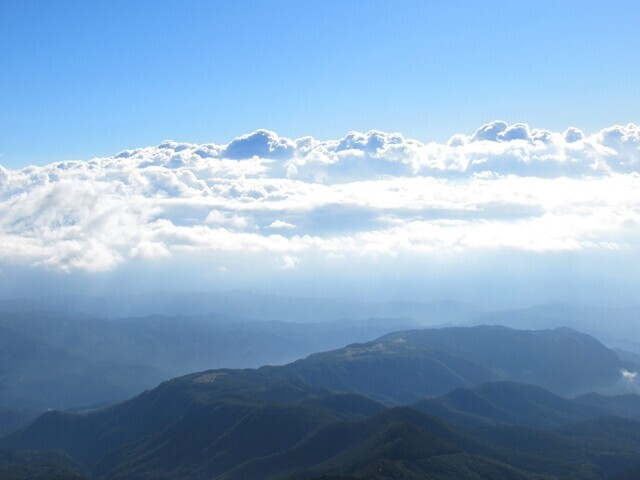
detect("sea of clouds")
[0,121,639,273]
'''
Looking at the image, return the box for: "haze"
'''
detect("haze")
[3,3,640,479]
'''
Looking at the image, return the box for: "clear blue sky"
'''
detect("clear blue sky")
[1,0,639,167]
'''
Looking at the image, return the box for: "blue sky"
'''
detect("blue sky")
[1,1,639,306]
[1,0,639,167]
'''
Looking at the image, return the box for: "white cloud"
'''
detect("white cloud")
[622,369,638,384]
[564,127,585,143]
[205,210,250,229]
[129,241,171,260]
[223,129,295,160]
[268,220,296,229]
[281,255,300,270]
[0,121,639,272]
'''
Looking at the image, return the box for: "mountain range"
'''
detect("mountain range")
[0,311,419,412]
[3,325,640,479]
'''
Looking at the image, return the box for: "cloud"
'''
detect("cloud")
[621,369,638,389]
[564,127,585,143]
[129,241,171,260]
[472,120,509,141]
[0,121,639,272]
[280,255,300,270]
[622,369,638,381]
[268,220,296,229]
[223,129,295,160]
[205,210,250,229]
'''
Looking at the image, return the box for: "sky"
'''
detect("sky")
[1,0,639,166]
[0,1,639,306]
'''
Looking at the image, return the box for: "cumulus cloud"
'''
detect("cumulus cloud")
[268,220,296,229]
[129,241,171,260]
[0,121,639,272]
[564,127,585,143]
[223,130,295,160]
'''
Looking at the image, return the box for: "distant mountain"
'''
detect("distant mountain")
[470,303,640,354]
[0,322,626,411]
[0,291,474,323]
[0,325,165,410]
[574,392,640,420]
[0,310,424,411]
[414,382,640,429]
[273,325,626,402]
[613,348,640,366]
[0,311,421,378]
[3,296,633,416]
[3,325,640,479]
[0,408,38,438]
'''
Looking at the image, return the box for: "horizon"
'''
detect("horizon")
[2,288,640,320]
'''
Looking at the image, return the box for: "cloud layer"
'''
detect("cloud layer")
[1,121,639,272]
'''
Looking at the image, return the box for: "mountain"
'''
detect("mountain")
[2,300,629,414]
[0,370,382,479]
[0,311,421,378]
[0,310,421,411]
[0,449,87,480]
[552,416,640,476]
[2,325,638,479]
[612,348,640,366]
[470,304,640,354]
[414,382,640,429]
[221,407,542,480]
[5,326,640,480]
[243,408,640,480]
[0,291,474,324]
[0,323,626,411]
[0,408,39,437]
[611,464,640,480]
[0,324,165,410]
[273,325,626,402]
[19,321,616,411]
[575,392,640,419]
[6,378,640,479]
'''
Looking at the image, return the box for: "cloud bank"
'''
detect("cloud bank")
[0,121,639,273]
